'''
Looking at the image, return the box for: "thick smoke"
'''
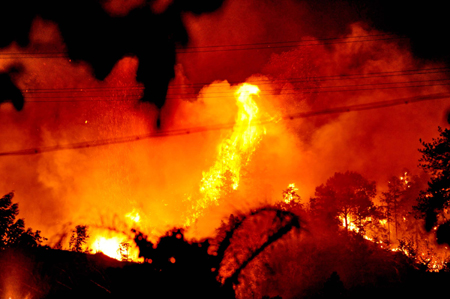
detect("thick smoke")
[0,0,449,246]
[0,0,225,115]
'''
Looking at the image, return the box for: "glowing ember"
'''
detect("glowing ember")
[186,83,264,225]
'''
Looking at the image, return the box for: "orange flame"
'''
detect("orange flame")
[186,83,264,225]
[283,183,298,204]
[90,208,143,262]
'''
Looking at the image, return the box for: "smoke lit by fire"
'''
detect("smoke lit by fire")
[1,0,450,273]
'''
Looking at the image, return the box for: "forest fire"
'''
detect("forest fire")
[61,82,266,261]
[2,0,450,298]
[92,236,124,260]
[186,83,264,226]
[89,208,143,261]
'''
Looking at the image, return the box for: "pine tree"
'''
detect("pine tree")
[415,127,450,245]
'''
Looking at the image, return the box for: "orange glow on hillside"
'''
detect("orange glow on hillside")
[93,236,123,260]
[92,234,140,262]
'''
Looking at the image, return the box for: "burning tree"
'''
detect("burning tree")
[381,170,428,244]
[381,176,405,241]
[118,242,130,262]
[311,171,377,235]
[276,183,303,214]
[416,127,450,245]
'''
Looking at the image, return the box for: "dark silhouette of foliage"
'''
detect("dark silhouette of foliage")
[132,207,300,298]
[133,227,233,298]
[415,127,450,245]
[222,208,300,287]
[311,171,377,234]
[322,271,346,298]
[69,225,90,252]
[0,192,46,250]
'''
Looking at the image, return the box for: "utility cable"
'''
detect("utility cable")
[1,92,448,157]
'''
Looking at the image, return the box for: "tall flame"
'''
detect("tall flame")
[84,83,264,256]
[186,83,264,225]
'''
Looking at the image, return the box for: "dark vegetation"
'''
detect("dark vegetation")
[0,192,46,250]
[69,225,90,253]
[1,126,450,298]
[415,127,450,244]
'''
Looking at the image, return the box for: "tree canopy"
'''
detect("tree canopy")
[416,127,450,245]
[69,225,90,252]
[0,192,45,250]
[311,171,377,234]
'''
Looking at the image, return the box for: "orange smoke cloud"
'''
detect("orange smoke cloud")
[1,1,449,256]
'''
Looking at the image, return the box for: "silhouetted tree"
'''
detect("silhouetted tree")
[415,127,450,245]
[0,192,46,250]
[322,271,346,298]
[69,225,89,252]
[312,171,377,235]
[133,207,299,298]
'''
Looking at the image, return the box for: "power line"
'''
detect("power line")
[175,33,396,49]
[15,67,450,103]
[167,67,450,87]
[1,92,448,157]
[0,35,407,59]
[21,81,450,102]
[18,67,450,94]
[0,34,395,57]
[164,78,450,96]
[176,37,408,53]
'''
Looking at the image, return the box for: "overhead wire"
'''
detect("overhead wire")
[20,81,450,102]
[0,34,406,59]
[177,37,408,53]
[174,33,396,49]
[1,92,449,157]
[12,66,450,103]
[1,34,448,153]
[18,66,450,94]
